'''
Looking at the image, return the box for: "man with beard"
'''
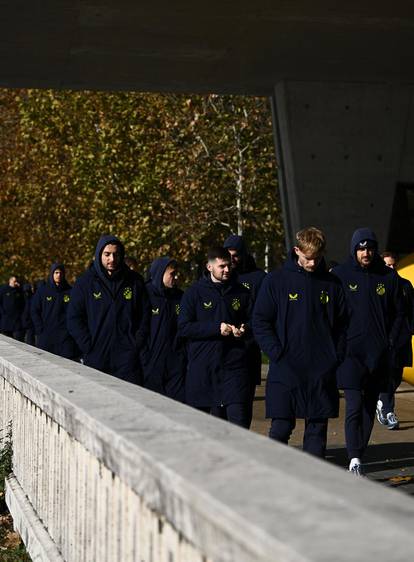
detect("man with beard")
[67,235,150,383]
[178,246,253,428]
[333,229,404,475]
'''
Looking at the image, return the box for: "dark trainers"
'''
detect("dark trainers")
[376,400,388,426]
[386,412,399,430]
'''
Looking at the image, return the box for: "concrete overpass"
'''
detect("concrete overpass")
[2,2,414,256]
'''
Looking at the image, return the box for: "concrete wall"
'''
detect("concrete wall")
[272,81,414,259]
[2,335,414,561]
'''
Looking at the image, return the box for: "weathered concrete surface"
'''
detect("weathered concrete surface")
[5,475,65,562]
[2,335,414,561]
[1,3,414,94]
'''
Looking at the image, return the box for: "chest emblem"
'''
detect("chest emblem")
[242,282,251,290]
[320,290,329,305]
[376,283,386,296]
[152,307,160,315]
[93,291,102,300]
[175,304,180,315]
[203,301,213,310]
[348,284,358,292]
[232,298,241,311]
[46,296,53,302]
[289,293,299,302]
[63,295,70,303]
[123,287,132,300]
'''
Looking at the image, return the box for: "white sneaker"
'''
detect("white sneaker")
[376,400,388,426]
[349,458,363,476]
[386,412,399,430]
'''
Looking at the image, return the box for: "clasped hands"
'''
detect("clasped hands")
[220,322,246,338]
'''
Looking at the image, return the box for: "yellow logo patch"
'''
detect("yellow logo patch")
[93,292,102,300]
[203,301,213,309]
[320,291,329,305]
[289,293,298,301]
[123,287,132,300]
[232,298,241,311]
[376,283,386,296]
[348,284,358,292]
[63,294,70,303]
[46,296,53,302]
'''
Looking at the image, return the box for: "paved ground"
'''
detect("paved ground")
[251,368,414,495]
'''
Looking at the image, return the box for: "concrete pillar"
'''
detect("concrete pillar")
[272,81,414,260]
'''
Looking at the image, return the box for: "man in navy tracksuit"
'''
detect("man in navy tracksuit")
[0,276,25,341]
[376,251,414,430]
[253,227,347,458]
[31,263,79,359]
[178,246,253,428]
[333,228,404,475]
[142,257,186,401]
[67,235,150,384]
[224,234,267,424]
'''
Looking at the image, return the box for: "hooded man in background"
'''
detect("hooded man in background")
[333,228,405,475]
[67,235,150,384]
[31,263,79,359]
[224,234,267,424]
[0,275,25,341]
[141,257,186,401]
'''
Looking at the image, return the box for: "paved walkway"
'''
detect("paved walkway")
[251,368,414,495]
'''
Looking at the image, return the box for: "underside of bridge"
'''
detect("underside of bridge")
[2,2,414,257]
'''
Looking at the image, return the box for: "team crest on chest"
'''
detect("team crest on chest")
[203,301,213,310]
[63,294,70,303]
[289,293,299,302]
[320,290,329,305]
[232,298,241,311]
[123,287,132,300]
[348,284,358,292]
[376,283,386,296]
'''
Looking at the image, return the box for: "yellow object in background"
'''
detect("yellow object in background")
[398,253,414,385]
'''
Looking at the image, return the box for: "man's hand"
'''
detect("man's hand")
[231,324,246,338]
[220,322,233,336]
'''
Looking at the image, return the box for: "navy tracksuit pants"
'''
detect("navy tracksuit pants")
[378,368,403,415]
[199,403,251,429]
[269,417,328,458]
[344,378,383,460]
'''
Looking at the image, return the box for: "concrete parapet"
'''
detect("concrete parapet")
[1,335,414,561]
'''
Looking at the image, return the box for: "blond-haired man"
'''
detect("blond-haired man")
[253,227,346,458]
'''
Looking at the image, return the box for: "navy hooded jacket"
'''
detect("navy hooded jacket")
[253,252,347,419]
[31,264,79,359]
[141,257,186,401]
[224,234,267,385]
[332,228,405,389]
[178,273,253,408]
[67,235,151,384]
[0,283,25,333]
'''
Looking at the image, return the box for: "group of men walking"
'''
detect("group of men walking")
[1,226,412,476]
